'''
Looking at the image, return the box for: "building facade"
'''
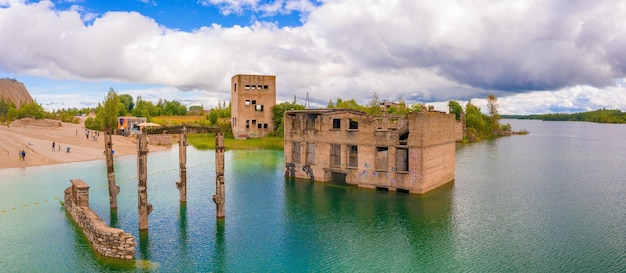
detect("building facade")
[117,116,147,136]
[230,74,276,139]
[283,109,456,194]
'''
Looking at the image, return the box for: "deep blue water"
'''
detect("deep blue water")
[0,119,625,272]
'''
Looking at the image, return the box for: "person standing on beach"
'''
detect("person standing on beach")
[58,141,61,151]
[52,141,55,152]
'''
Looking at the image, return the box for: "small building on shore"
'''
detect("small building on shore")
[117,116,147,136]
[283,109,456,194]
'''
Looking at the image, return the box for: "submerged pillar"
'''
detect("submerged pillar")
[176,125,187,203]
[212,132,225,218]
[137,134,153,230]
[104,128,119,209]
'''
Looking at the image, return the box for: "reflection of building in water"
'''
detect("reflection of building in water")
[230,74,276,139]
[283,109,456,194]
[117,116,147,135]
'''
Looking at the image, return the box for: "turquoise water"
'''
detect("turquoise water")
[1,120,625,272]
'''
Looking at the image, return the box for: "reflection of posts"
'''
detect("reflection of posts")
[212,132,225,218]
[176,125,187,203]
[137,134,152,230]
[104,129,119,210]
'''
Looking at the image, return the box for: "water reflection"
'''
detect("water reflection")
[110,209,118,228]
[138,230,150,261]
[212,219,226,273]
[283,177,455,271]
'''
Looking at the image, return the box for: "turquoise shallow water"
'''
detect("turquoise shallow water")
[1,119,625,272]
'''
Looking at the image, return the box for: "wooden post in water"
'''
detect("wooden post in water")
[176,125,187,203]
[104,128,119,210]
[137,134,153,230]
[212,132,225,218]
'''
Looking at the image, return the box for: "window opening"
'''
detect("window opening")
[349,118,359,130]
[306,114,317,129]
[332,118,341,129]
[348,145,358,167]
[396,148,408,172]
[330,144,341,166]
[306,142,315,164]
[292,142,301,163]
[376,147,388,170]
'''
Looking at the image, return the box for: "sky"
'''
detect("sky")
[1,0,625,115]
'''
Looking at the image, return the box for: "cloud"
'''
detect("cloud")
[0,0,625,113]
[197,0,318,16]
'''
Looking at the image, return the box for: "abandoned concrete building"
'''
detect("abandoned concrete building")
[283,109,457,194]
[230,74,276,139]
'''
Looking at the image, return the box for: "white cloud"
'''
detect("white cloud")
[198,0,317,16]
[1,0,626,113]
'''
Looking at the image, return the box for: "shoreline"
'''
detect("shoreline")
[0,118,170,170]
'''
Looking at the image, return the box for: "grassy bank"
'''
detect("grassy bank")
[186,133,284,150]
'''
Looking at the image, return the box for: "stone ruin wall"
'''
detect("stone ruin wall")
[64,179,135,260]
[147,134,172,146]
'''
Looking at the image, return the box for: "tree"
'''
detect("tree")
[270,101,305,137]
[119,94,134,114]
[366,92,382,114]
[465,100,492,141]
[132,95,154,119]
[448,100,464,120]
[208,110,218,125]
[94,88,122,133]
[486,94,501,133]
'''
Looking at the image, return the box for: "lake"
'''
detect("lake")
[0,119,624,272]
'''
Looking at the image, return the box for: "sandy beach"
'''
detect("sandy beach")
[0,118,170,169]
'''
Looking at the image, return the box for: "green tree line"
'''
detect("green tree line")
[507,109,626,124]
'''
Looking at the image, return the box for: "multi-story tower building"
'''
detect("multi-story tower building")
[230,74,276,139]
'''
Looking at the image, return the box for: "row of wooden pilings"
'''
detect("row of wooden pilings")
[104,128,225,231]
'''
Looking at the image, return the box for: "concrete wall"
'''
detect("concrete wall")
[64,179,136,260]
[231,74,276,139]
[284,109,456,194]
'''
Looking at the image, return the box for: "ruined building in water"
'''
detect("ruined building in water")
[230,74,276,139]
[283,109,456,194]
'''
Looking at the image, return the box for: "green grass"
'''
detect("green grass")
[186,133,284,150]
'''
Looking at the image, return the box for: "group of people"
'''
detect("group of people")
[18,149,26,161]
[52,141,61,152]
[85,129,99,142]
[52,141,71,153]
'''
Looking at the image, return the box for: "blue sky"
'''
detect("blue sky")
[53,0,309,30]
[1,0,625,114]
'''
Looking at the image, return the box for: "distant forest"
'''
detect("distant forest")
[503,109,626,124]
